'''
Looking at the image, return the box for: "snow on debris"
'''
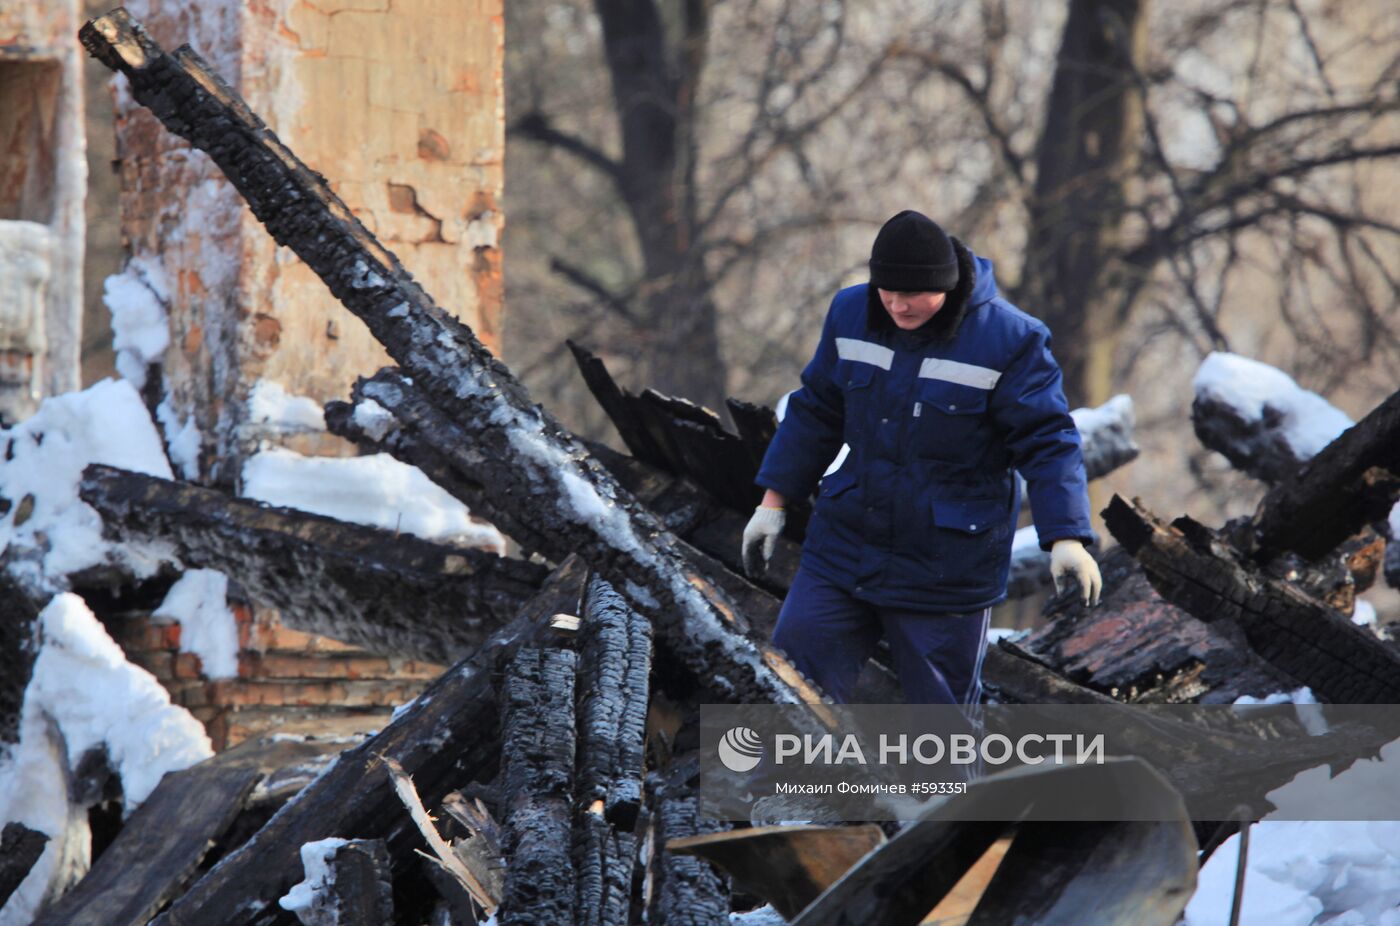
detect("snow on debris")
[0,378,175,595]
[1185,738,1400,926]
[241,446,506,553]
[153,569,241,679]
[103,256,171,391]
[278,837,351,925]
[1069,393,1133,436]
[0,594,213,926]
[1193,352,1354,461]
[156,394,202,480]
[350,398,396,442]
[246,380,328,434]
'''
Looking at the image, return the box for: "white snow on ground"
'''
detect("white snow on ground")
[247,380,327,434]
[986,626,1027,644]
[0,379,175,594]
[278,837,350,926]
[1352,599,1377,627]
[0,594,212,926]
[1193,352,1354,461]
[103,257,171,390]
[153,569,240,679]
[241,446,506,553]
[730,904,787,925]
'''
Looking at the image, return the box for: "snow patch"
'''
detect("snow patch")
[1193,353,1354,461]
[1069,393,1133,435]
[247,380,326,434]
[154,570,240,679]
[0,379,175,594]
[278,837,350,925]
[351,399,395,442]
[241,446,505,553]
[1352,599,1377,628]
[0,594,213,923]
[155,394,201,480]
[104,257,171,390]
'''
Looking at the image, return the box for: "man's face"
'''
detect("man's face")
[877,288,947,330]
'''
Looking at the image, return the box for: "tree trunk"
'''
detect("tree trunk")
[1017,0,1150,408]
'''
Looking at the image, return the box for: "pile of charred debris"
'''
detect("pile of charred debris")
[3,10,1400,926]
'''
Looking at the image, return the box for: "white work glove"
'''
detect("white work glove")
[742,506,786,578]
[1050,539,1102,606]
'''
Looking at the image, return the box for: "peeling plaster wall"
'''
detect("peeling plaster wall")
[115,0,505,480]
[0,0,87,420]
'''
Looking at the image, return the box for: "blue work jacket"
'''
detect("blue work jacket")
[756,249,1097,611]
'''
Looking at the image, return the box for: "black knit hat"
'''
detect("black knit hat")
[868,210,959,293]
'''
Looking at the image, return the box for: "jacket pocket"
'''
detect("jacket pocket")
[913,380,991,462]
[931,496,1006,535]
[818,466,857,498]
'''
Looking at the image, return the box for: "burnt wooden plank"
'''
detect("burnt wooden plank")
[33,765,260,926]
[79,464,547,664]
[667,825,886,921]
[566,340,667,467]
[144,558,590,926]
[499,640,579,925]
[964,821,1196,926]
[1105,494,1400,703]
[646,759,730,926]
[725,398,778,475]
[0,823,48,910]
[0,575,41,749]
[288,839,395,926]
[1247,389,1400,562]
[81,11,819,708]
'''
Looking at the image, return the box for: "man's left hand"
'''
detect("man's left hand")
[1050,539,1102,606]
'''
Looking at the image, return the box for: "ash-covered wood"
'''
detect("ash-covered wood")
[0,823,48,910]
[499,643,579,925]
[645,759,730,926]
[571,579,650,926]
[576,578,651,830]
[32,763,259,926]
[1245,389,1400,563]
[0,575,40,748]
[79,464,547,664]
[1105,494,1400,702]
[1191,390,1310,484]
[143,558,590,926]
[80,10,820,710]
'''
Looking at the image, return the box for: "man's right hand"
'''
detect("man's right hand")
[742,505,786,578]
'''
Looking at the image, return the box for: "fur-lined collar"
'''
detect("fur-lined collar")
[865,237,979,343]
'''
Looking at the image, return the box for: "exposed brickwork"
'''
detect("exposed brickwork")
[110,601,444,751]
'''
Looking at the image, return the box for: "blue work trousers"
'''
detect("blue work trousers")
[772,566,991,705]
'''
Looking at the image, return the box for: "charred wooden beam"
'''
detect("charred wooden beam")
[645,759,730,926]
[144,558,590,926]
[79,464,548,664]
[1104,494,1400,703]
[575,578,651,830]
[81,10,823,708]
[667,825,886,921]
[0,823,48,911]
[32,764,260,926]
[81,11,820,709]
[572,579,649,926]
[0,574,41,748]
[343,368,820,705]
[1246,389,1400,563]
[499,642,579,925]
[1016,547,1293,703]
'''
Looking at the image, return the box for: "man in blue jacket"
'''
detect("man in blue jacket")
[742,210,1102,705]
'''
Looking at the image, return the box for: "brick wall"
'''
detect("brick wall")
[109,601,444,751]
